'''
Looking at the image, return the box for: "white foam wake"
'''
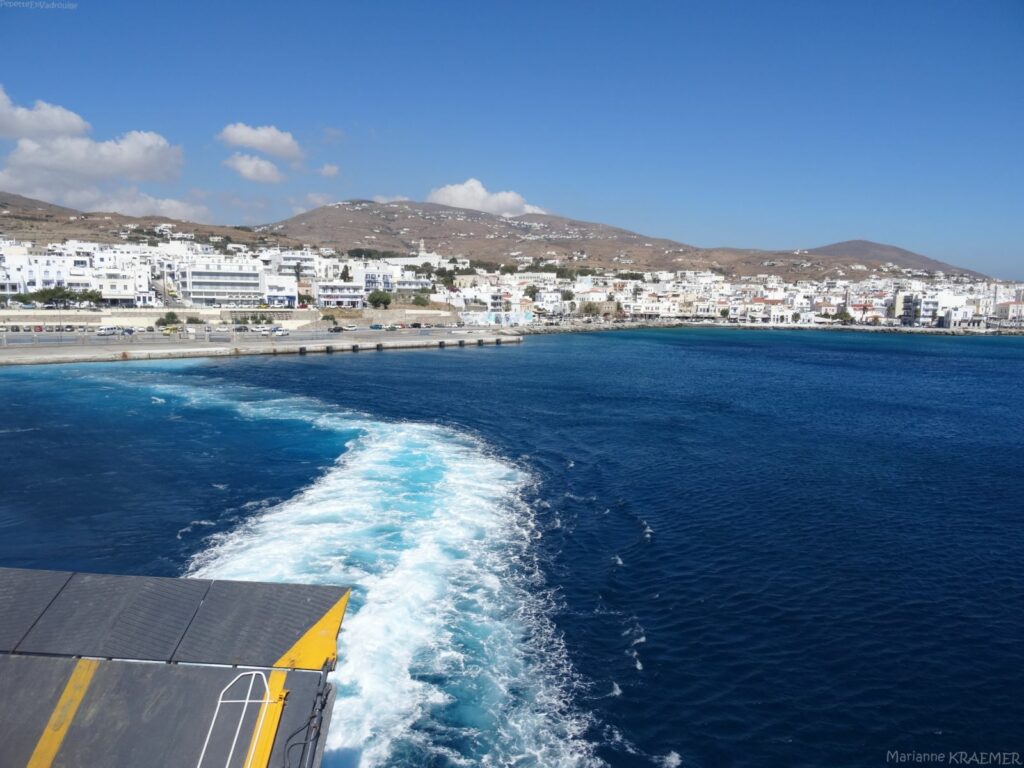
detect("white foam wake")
[140,378,604,768]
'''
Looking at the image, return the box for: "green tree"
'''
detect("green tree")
[367,290,392,308]
[791,312,801,323]
[347,248,406,261]
[154,311,180,327]
[581,302,600,317]
[560,289,574,301]
[13,287,103,306]
[340,265,352,282]
[720,308,730,318]
[412,294,429,307]
[524,285,540,300]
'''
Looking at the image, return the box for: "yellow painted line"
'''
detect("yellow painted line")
[242,670,288,768]
[27,658,100,768]
[273,590,351,671]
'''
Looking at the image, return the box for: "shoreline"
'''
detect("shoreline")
[511,319,1024,338]
[0,333,520,367]
[2,319,1022,368]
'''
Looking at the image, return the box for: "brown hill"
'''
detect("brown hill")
[0,192,298,250]
[805,240,974,274]
[264,199,706,269]
[0,191,984,279]
[266,200,984,279]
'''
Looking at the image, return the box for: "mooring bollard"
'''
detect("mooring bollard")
[496,337,502,345]
[376,343,383,351]
[439,340,446,348]
[299,346,307,355]
[326,345,333,353]
[352,344,360,352]
[458,339,465,347]
[477,338,484,346]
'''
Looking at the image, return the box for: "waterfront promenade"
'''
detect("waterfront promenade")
[3,317,1019,368]
[0,327,520,366]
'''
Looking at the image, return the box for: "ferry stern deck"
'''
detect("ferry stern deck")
[0,567,351,768]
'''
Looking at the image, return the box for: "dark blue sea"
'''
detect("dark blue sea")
[2,329,1023,768]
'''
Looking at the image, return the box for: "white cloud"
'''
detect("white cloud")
[305,192,333,207]
[223,153,284,183]
[318,163,339,178]
[217,123,303,160]
[372,195,410,204]
[0,130,186,214]
[0,89,198,220]
[287,192,338,216]
[3,131,181,183]
[62,186,209,221]
[426,178,544,216]
[321,126,345,144]
[0,85,90,138]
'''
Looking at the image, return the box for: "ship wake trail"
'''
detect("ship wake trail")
[150,378,604,768]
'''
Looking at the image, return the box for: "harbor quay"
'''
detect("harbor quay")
[0,326,520,367]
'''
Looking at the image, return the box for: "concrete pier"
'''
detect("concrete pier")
[0,333,521,367]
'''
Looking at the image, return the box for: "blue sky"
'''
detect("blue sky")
[1,0,1021,277]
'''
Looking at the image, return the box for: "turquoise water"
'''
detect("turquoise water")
[1,329,1022,767]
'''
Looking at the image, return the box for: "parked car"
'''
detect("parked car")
[96,326,117,336]
[271,328,289,337]
[369,323,383,330]
[234,326,250,332]
[342,324,358,331]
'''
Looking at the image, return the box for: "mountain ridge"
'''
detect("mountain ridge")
[0,191,986,280]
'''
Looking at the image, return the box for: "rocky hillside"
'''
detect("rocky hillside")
[263,200,704,269]
[265,200,982,279]
[0,191,983,279]
[0,192,298,250]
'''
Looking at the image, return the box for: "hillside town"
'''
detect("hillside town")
[1,226,1022,330]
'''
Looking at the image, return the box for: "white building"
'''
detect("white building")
[180,260,263,307]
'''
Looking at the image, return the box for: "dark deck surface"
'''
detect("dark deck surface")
[0,567,350,768]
